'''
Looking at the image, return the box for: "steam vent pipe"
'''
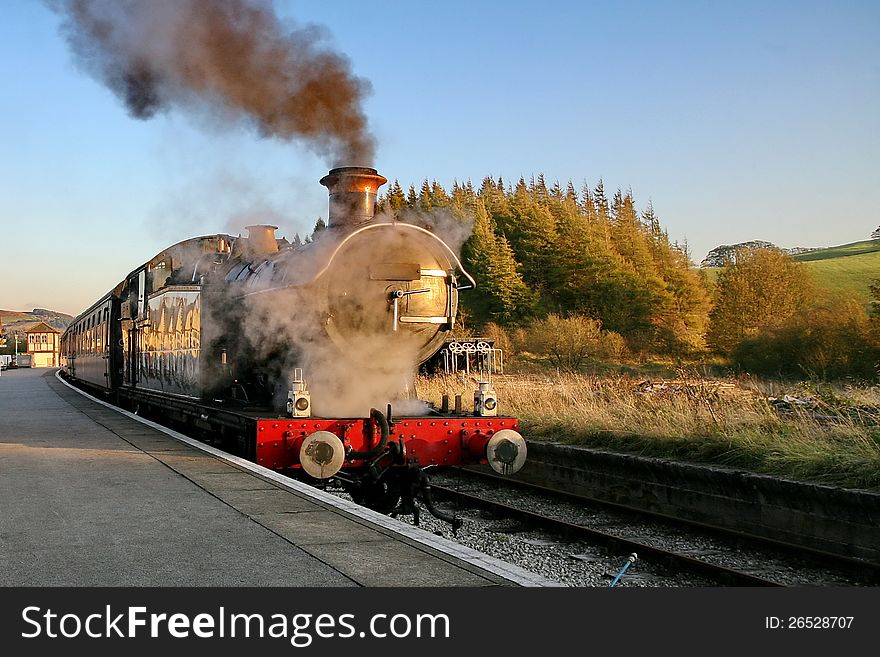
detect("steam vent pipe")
[320,166,388,229]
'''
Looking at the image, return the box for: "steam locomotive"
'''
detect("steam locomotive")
[60,167,526,523]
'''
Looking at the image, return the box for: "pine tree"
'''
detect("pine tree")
[533,174,548,203]
[593,179,609,217]
[431,181,450,207]
[460,199,534,325]
[450,180,475,210]
[646,220,711,354]
[418,180,433,211]
[592,180,612,246]
[502,178,560,303]
[479,176,512,218]
[611,189,655,277]
[387,180,407,211]
[642,201,661,237]
[552,200,598,313]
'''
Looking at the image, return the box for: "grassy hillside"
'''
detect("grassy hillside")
[701,239,880,304]
[801,250,880,304]
[0,309,73,332]
[0,310,33,323]
[792,238,880,262]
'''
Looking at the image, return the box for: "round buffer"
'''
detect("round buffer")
[485,429,527,475]
[300,431,345,479]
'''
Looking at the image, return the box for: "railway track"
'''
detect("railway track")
[426,468,880,587]
[428,482,782,586]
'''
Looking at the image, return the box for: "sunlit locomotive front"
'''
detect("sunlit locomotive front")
[61,167,526,523]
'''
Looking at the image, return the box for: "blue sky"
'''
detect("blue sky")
[1,0,878,316]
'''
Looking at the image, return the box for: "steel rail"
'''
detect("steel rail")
[428,483,782,586]
[444,467,880,585]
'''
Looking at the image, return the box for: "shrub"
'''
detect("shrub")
[734,298,878,379]
[525,314,603,371]
[599,330,629,361]
[708,248,813,355]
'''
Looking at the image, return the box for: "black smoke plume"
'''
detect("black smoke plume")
[52,0,376,165]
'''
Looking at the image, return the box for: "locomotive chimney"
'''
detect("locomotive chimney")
[320,166,388,230]
[245,224,279,255]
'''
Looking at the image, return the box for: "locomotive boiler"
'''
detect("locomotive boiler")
[61,167,527,522]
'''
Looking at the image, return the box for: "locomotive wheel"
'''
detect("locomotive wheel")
[350,481,401,514]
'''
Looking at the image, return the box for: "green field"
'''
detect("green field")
[703,239,880,304]
[792,239,880,262]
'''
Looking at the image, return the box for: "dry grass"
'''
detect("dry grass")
[416,372,880,490]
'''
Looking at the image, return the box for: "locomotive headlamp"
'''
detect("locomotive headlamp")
[474,381,498,417]
[287,368,311,418]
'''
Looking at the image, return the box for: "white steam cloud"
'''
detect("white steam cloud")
[209,209,473,418]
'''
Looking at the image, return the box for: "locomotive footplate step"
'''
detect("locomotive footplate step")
[0,369,548,586]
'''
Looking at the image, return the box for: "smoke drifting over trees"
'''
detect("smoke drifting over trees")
[52,0,376,165]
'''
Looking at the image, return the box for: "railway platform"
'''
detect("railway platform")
[0,368,548,587]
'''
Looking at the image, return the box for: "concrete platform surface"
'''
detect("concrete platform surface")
[0,368,546,586]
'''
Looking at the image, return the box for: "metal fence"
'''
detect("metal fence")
[440,340,503,375]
